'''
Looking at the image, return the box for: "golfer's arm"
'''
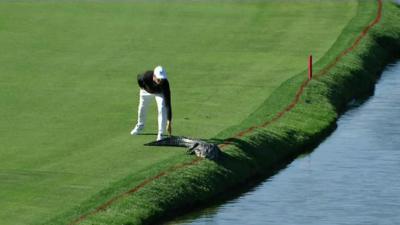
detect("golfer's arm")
[137,74,144,89]
[163,82,172,122]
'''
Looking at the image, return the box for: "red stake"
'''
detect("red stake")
[308,54,313,80]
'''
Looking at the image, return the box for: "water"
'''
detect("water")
[165,61,400,225]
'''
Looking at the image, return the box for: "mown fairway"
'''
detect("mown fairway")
[0,1,357,224]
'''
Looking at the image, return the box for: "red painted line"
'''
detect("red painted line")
[69,158,203,225]
[219,0,382,147]
[315,0,382,77]
[70,1,382,224]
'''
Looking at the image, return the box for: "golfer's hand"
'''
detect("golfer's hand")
[167,120,172,136]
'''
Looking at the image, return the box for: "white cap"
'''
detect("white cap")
[154,66,167,79]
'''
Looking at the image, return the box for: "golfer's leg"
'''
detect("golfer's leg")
[137,89,152,126]
[155,95,167,135]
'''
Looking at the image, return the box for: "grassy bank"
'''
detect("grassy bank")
[46,1,400,225]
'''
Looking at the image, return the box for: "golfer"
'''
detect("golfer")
[130,66,172,141]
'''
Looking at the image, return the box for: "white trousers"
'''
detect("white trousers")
[137,89,167,135]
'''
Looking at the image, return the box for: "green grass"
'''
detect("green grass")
[0,0,385,224]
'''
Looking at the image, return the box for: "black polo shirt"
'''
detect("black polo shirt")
[137,70,172,121]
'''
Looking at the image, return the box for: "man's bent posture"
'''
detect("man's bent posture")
[131,66,172,141]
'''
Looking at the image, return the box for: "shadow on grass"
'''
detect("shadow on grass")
[138,132,158,136]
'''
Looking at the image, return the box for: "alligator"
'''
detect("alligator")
[144,136,221,160]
